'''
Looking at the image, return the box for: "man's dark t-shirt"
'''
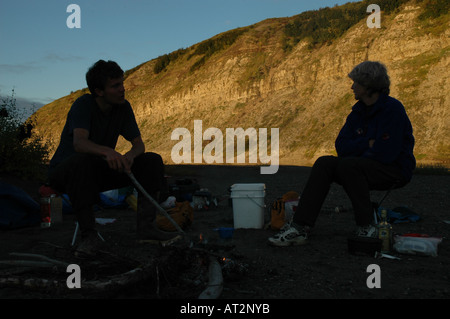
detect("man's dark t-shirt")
[50,94,140,168]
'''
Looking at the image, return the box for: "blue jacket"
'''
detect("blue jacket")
[335,94,416,182]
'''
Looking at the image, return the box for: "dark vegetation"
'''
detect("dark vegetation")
[282,0,448,50]
[0,90,49,181]
[153,27,250,74]
[151,0,448,73]
[187,27,249,72]
[417,0,450,20]
[153,48,189,74]
[283,0,411,50]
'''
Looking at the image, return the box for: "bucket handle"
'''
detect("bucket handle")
[246,195,266,208]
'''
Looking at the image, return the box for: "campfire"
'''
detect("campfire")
[0,233,249,299]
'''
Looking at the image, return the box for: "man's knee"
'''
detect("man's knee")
[134,152,164,168]
[313,155,338,170]
[133,153,165,180]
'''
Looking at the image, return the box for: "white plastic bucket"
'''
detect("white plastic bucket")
[230,183,266,229]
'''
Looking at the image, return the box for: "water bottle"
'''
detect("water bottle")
[40,196,51,228]
[377,209,392,253]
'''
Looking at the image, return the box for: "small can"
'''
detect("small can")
[40,196,51,228]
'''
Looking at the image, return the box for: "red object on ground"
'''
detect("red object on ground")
[401,233,431,238]
[38,185,58,197]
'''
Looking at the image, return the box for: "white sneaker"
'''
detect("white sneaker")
[268,224,309,247]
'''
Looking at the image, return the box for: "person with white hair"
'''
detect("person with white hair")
[268,61,416,246]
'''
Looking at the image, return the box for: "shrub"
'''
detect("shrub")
[418,0,450,20]
[153,48,188,74]
[189,27,249,72]
[0,90,50,180]
[283,0,410,50]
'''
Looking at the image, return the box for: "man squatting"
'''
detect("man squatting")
[49,60,178,256]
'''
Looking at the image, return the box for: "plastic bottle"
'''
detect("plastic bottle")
[377,209,392,253]
[40,196,51,228]
[39,184,56,228]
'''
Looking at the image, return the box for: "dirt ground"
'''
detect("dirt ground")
[0,164,449,300]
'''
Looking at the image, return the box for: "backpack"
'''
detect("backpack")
[156,201,194,232]
[0,181,41,229]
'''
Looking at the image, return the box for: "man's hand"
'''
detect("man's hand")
[73,128,143,174]
[123,152,135,171]
[104,148,131,173]
[123,135,145,170]
[369,139,375,148]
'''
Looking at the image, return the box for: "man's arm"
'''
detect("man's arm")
[124,135,145,169]
[73,128,131,172]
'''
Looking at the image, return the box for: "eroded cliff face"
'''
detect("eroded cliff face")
[33,2,449,167]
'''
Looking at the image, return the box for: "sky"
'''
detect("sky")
[0,0,360,118]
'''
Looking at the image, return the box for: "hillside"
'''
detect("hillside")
[32,0,449,167]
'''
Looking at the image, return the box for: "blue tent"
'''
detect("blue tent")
[0,181,41,229]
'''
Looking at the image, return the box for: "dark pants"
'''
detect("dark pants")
[48,152,165,234]
[294,156,406,227]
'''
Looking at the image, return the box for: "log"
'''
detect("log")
[0,251,155,292]
[0,247,211,296]
[0,253,70,269]
[198,257,223,299]
[9,253,69,267]
[0,260,57,268]
[81,267,147,290]
[0,276,61,289]
[0,266,152,292]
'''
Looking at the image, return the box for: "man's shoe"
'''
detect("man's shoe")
[356,225,378,238]
[268,224,309,247]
